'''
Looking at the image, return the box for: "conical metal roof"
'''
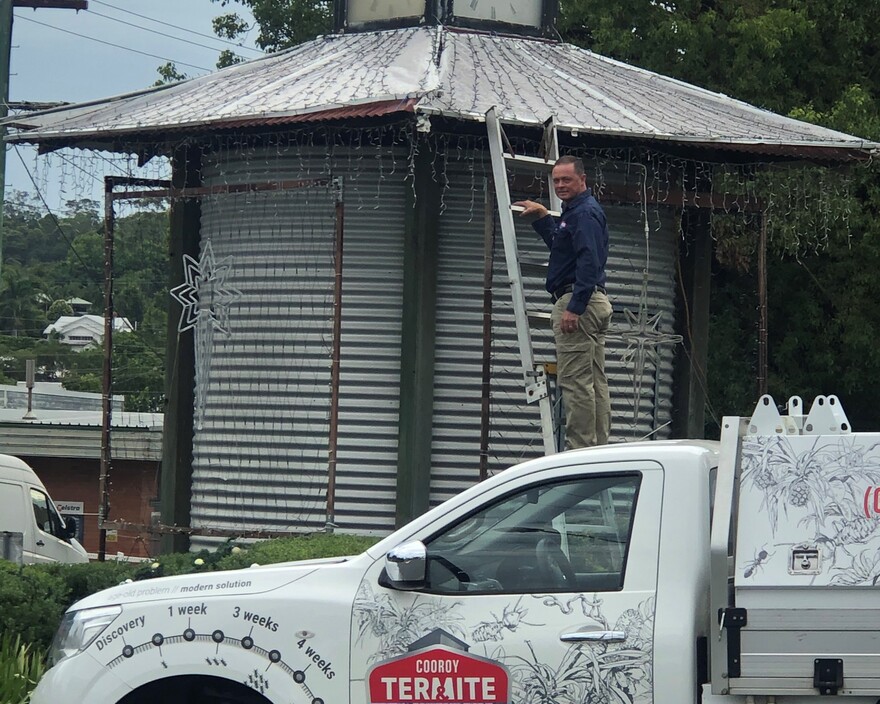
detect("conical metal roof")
[7,26,876,159]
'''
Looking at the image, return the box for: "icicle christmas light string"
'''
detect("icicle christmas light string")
[28,127,864,477]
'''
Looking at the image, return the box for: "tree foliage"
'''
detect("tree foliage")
[0,193,168,411]
[154,61,189,86]
[209,0,332,52]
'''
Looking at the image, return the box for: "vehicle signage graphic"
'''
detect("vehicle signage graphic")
[368,645,510,704]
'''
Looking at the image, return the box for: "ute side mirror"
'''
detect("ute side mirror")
[63,516,78,540]
[378,540,427,590]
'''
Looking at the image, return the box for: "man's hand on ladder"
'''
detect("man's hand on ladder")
[512,200,549,219]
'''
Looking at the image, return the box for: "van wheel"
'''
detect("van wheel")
[119,675,270,704]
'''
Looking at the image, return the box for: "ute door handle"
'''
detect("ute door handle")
[36,540,45,547]
[560,630,626,643]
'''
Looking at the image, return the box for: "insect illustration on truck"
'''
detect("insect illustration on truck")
[471,598,544,643]
[536,593,610,629]
[741,545,775,579]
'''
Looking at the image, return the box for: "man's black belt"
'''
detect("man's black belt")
[551,283,606,303]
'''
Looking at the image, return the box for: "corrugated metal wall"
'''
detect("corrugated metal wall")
[191,144,406,543]
[187,137,681,537]
[430,159,489,502]
[191,177,336,538]
[331,153,406,533]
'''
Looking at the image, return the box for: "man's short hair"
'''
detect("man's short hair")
[555,155,585,176]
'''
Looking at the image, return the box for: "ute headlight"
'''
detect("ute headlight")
[49,605,122,666]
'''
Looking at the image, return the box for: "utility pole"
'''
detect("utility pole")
[0,0,86,281]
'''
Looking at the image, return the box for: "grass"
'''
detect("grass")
[0,633,45,704]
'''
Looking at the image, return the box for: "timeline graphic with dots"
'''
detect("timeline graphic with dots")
[103,616,331,704]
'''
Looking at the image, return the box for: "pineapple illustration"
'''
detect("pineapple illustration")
[788,477,811,507]
[753,465,775,490]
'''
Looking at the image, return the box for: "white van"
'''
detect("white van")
[0,453,88,564]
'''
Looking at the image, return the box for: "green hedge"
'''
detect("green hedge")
[2,534,379,655]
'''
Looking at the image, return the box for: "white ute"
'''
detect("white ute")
[31,395,880,703]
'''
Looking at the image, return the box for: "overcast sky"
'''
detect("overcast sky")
[6,0,260,208]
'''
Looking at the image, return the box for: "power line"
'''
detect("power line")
[89,0,262,54]
[15,14,212,72]
[85,8,259,58]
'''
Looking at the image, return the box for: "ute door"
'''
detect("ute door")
[351,462,663,704]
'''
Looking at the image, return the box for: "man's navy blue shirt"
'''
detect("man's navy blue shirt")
[531,188,609,315]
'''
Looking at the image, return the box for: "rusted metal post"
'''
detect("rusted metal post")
[98,177,115,561]
[326,178,344,530]
[757,212,768,396]
[479,181,495,481]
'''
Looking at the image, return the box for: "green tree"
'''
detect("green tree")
[155,61,189,86]
[554,0,880,431]
[1,197,169,409]
[210,0,332,52]
[558,1,880,117]
[63,331,165,412]
[46,299,74,322]
[0,264,44,336]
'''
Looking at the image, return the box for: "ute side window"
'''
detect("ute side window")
[424,473,641,594]
[30,488,66,538]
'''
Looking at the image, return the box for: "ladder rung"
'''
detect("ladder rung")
[503,154,556,171]
[510,204,561,218]
[527,310,552,327]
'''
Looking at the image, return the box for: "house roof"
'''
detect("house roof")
[44,314,133,337]
[7,26,877,161]
[0,409,162,461]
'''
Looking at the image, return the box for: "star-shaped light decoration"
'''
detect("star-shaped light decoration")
[170,240,243,430]
[170,240,242,335]
[618,271,683,435]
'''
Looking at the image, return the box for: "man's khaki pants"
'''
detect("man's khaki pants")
[551,291,613,449]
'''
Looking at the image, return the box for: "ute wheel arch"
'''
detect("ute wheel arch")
[117,675,272,704]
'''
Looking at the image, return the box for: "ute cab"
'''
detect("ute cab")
[0,453,88,564]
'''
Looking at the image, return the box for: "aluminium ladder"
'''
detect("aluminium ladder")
[485,106,562,455]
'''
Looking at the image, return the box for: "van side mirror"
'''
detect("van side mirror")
[63,516,78,540]
[379,540,427,590]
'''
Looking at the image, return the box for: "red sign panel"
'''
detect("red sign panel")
[368,646,510,704]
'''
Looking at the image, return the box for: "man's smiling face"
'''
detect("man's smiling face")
[552,163,587,202]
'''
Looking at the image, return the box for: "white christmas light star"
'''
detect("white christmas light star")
[170,240,242,336]
[170,239,243,430]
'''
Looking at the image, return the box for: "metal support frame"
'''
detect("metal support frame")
[672,207,712,439]
[101,173,338,547]
[709,414,748,694]
[326,178,344,530]
[479,179,495,481]
[757,212,768,396]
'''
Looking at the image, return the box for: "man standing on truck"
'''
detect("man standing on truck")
[514,156,613,448]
